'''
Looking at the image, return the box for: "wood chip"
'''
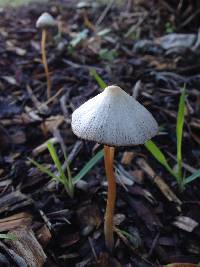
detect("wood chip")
[94,252,122,267]
[11,130,26,144]
[114,214,126,226]
[0,191,32,215]
[0,212,32,232]
[0,123,12,152]
[77,205,102,230]
[131,169,144,184]
[0,241,28,267]
[137,158,182,207]
[42,115,64,133]
[32,137,59,156]
[121,151,134,165]
[36,224,52,248]
[173,216,199,232]
[7,227,46,267]
[164,264,199,267]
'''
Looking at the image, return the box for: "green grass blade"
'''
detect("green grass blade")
[29,158,57,180]
[89,68,107,89]
[145,140,177,178]
[62,143,72,181]
[57,137,74,195]
[47,142,74,198]
[184,168,200,185]
[63,150,74,197]
[0,234,17,240]
[47,142,73,197]
[73,149,104,184]
[115,227,141,249]
[47,141,67,182]
[176,87,186,180]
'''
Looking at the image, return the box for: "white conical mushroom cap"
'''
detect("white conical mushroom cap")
[36,12,57,29]
[71,85,158,146]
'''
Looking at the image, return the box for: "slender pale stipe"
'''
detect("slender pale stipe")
[41,29,51,98]
[104,145,116,251]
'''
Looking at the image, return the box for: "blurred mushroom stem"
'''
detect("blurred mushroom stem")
[104,145,116,252]
[41,29,51,99]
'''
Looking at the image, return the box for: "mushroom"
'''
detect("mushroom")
[36,12,58,99]
[71,85,158,251]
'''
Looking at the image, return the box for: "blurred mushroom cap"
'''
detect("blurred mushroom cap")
[71,85,158,146]
[36,12,57,29]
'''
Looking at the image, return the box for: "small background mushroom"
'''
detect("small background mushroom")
[36,12,58,99]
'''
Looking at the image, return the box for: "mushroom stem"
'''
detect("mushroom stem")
[104,145,116,252]
[41,29,51,99]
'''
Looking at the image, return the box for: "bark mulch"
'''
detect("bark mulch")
[0,0,200,266]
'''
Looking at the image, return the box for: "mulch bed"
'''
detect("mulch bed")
[0,0,200,266]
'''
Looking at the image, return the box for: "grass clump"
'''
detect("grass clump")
[145,86,200,191]
[29,141,103,198]
[90,70,200,191]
